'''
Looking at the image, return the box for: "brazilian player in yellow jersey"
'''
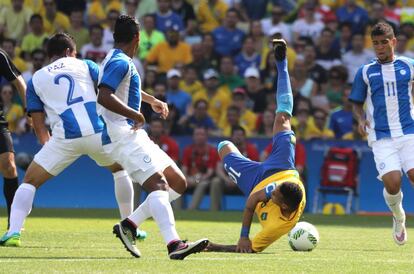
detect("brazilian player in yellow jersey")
[206,39,305,253]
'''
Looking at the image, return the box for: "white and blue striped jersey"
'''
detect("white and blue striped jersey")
[27,57,103,139]
[349,56,414,144]
[97,48,141,144]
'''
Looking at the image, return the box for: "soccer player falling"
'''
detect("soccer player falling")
[349,22,414,245]
[206,39,306,253]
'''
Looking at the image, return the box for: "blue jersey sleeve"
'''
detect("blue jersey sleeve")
[26,79,44,113]
[99,59,129,92]
[84,59,99,83]
[264,182,277,199]
[349,66,367,104]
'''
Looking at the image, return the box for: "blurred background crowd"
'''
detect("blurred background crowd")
[1,0,414,210]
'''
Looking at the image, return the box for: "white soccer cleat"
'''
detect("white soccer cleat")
[392,217,407,245]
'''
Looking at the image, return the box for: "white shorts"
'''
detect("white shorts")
[103,129,174,185]
[372,134,414,180]
[34,133,115,176]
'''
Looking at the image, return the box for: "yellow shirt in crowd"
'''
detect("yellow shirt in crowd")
[197,0,228,33]
[41,10,70,34]
[192,86,231,125]
[146,41,193,73]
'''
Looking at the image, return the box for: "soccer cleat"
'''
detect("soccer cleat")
[0,232,21,247]
[168,238,209,260]
[392,217,407,245]
[136,229,147,241]
[113,222,141,258]
[272,39,287,61]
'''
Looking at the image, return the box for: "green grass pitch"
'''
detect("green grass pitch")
[0,209,413,273]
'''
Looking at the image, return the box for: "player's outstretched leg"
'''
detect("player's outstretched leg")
[113,219,142,258]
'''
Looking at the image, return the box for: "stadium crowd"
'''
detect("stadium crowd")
[1,0,414,210]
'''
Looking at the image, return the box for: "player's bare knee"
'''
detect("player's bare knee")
[143,172,170,192]
[107,162,123,173]
[163,165,187,194]
[0,160,17,178]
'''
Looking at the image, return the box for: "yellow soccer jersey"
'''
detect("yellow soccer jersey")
[250,170,306,252]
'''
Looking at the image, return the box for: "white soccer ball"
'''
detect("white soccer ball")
[288,221,319,251]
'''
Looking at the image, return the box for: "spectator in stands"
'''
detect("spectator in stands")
[212,8,245,56]
[166,69,192,116]
[155,0,185,34]
[0,84,25,134]
[88,0,121,25]
[165,103,185,135]
[338,22,353,54]
[191,43,212,79]
[21,14,48,58]
[41,0,70,34]
[292,108,311,140]
[342,33,375,83]
[182,127,219,210]
[243,67,269,113]
[234,36,261,77]
[179,64,204,96]
[306,108,334,139]
[142,81,168,121]
[291,56,318,100]
[179,99,219,135]
[123,0,157,19]
[102,9,120,48]
[219,88,257,136]
[303,43,328,89]
[324,65,348,109]
[1,39,27,73]
[292,2,325,44]
[249,21,266,56]
[260,5,291,43]
[260,51,277,91]
[201,33,220,69]
[123,0,139,17]
[395,32,414,58]
[148,117,180,162]
[142,68,157,95]
[67,9,90,51]
[335,0,369,34]
[0,0,32,42]
[146,25,192,74]
[219,55,244,92]
[211,125,259,210]
[315,27,342,71]
[384,0,400,27]
[197,0,228,33]
[139,14,165,60]
[329,88,353,139]
[241,0,268,20]
[255,109,275,138]
[80,24,111,64]
[192,68,231,125]
[171,0,197,35]
[342,118,367,141]
[22,49,46,83]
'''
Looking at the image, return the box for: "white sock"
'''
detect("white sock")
[8,183,36,235]
[147,190,179,244]
[113,170,134,219]
[128,198,151,227]
[168,188,181,202]
[127,187,182,227]
[383,188,405,220]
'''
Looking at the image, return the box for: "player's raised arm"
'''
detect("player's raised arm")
[141,89,169,119]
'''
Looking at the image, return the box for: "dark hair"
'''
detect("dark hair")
[2,38,16,47]
[226,7,240,17]
[89,23,103,33]
[313,107,328,118]
[30,14,43,23]
[47,32,76,59]
[31,49,46,58]
[113,15,140,44]
[371,22,395,38]
[70,7,84,15]
[279,182,303,211]
[231,125,246,136]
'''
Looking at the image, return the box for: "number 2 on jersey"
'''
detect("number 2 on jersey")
[54,74,84,105]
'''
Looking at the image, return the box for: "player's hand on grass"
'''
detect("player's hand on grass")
[236,237,252,253]
[357,119,370,137]
[131,112,146,130]
[151,99,169,119]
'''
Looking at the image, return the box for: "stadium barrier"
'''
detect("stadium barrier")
[7,133,414,213]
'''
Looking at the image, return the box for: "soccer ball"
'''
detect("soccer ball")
[288,222,319,251]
